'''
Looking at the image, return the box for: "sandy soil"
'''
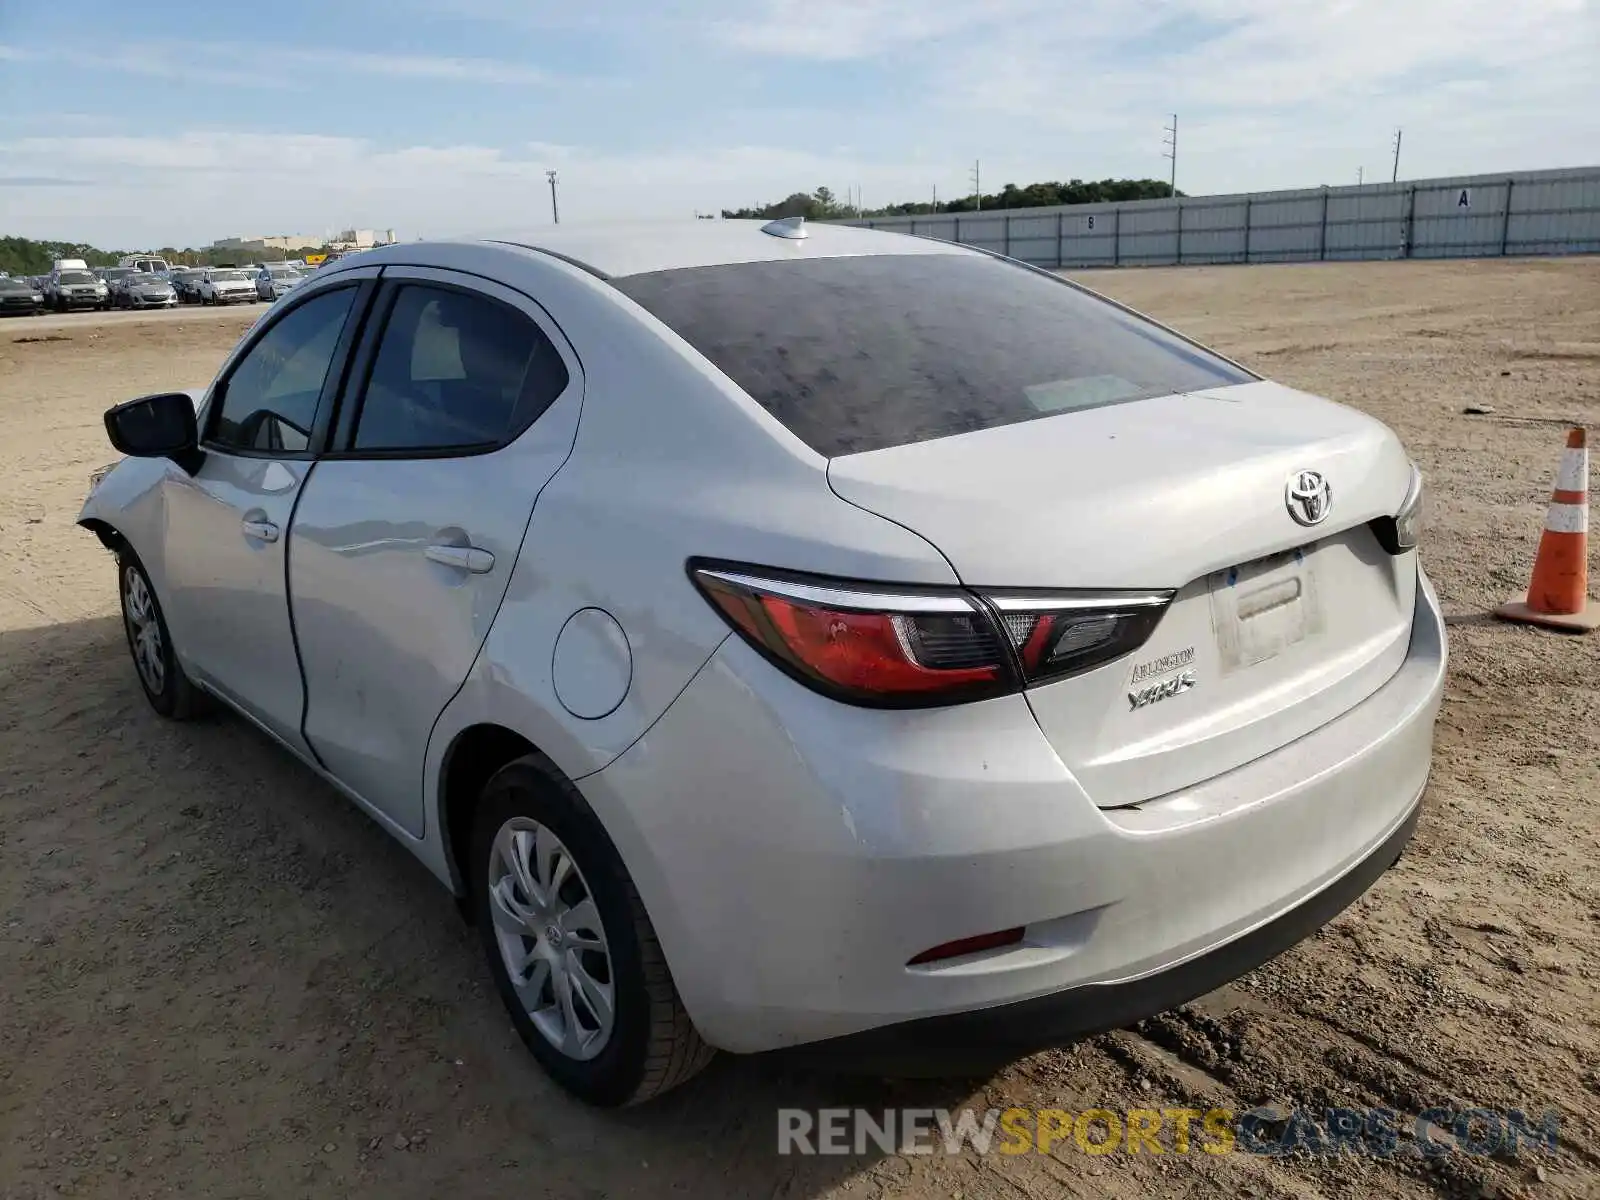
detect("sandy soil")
[1,260,1597,1200]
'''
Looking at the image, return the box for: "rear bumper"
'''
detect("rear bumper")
[782,789,1420,1072]
[584,567,1447,1057]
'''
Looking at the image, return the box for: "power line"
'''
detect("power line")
[1162,114,1178,195]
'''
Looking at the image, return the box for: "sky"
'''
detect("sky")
[1,0,1597,249]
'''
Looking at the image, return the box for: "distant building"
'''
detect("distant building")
[212,234,323,255]
[329,229,399,250]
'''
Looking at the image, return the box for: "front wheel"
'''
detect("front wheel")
[470,756,714,1106]
[118,554,212,720]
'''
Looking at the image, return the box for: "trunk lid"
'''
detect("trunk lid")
[828,380,1418,807]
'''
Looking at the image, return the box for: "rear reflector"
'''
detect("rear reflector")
[691,563,1174,709]
[907,927,1026,966]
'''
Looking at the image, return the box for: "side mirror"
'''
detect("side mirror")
[104,392,203,472]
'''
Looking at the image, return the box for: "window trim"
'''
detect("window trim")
[198,273,380,460]
[323,267,582,462]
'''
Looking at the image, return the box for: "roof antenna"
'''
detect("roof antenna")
[760,216,808,240]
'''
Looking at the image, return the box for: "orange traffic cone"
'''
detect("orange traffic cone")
[1495,427,1599,632]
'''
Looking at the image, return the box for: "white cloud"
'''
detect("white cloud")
[0,39,555,88]
[3,1,1598,244]
[710,0,1057,60]
[705,0,1600,194]
[0,132,934,247]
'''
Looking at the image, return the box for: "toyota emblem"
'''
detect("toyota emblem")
[1285,470,1332,526]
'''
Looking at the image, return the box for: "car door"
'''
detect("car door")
[287,267,583,837]
[161,271,376,755]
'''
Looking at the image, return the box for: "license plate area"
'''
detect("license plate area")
[1210,544,1324,672]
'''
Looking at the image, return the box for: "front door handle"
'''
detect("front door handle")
[424,543,495,574]
[242,519,280,543]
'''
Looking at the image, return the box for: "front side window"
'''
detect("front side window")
[209,286,357,454]
[351,284,570,453]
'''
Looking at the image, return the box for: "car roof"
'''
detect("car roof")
[450,219,979,280]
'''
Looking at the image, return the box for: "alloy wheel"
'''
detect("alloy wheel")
[122,566,166,695]
[486,817,616,1061]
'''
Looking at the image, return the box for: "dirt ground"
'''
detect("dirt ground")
[2,259,1597,1200]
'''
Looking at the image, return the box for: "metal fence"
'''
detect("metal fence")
[847,165,1600,268]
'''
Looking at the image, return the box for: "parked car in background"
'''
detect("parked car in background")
[78,223,1443,1107]
[255,264,304,302]
[116,272,179,310]
[47,268,109,312]
[0,276,46,315]
[197,268,256,305]
[101,267,140,301]
[170,268,206,304]
[119,254,173,275]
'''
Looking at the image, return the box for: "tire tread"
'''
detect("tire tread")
[621,875,716,1104]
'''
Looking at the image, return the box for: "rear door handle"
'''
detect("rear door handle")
[424,544,495,574]
[242,519,279,543]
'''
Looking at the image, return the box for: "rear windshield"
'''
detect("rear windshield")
[612,254,1254,457]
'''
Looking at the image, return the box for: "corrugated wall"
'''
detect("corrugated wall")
[845,165,1600,267]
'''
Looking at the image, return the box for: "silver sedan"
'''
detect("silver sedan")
[255,264,305,302]
[78,221,1443,1107]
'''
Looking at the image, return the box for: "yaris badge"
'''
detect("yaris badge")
[1285,470,1332,526]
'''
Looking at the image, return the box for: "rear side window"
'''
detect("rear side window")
[351,284,570,453]
[612,254,1253,456]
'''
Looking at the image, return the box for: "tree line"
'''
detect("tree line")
[721,178,1182,221]
[0,236,329,277]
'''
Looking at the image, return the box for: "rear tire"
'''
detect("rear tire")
[117,553,213,720]
[469,755,714,1106]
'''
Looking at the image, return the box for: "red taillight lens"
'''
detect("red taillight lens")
[692,567,1012,707]
[692,564,1176,707]
[990,593,1173,685]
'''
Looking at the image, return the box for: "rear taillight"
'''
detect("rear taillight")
[691,567,1012,707]
[987,592,1173,686]
[1370,462,1424,555]
[691,564,1173,708]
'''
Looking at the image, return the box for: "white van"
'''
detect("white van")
[118,255,173,274]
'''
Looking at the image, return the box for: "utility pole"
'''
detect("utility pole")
[546,170,560,224]
[970,160,982,212]
[932,184,937,210]
[1162,114,1178,195]
[1391,128,1403,182]
[1358,166,1364,186]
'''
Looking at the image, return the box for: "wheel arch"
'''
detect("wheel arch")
[437,722,541,900]
[77,516,127,555]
